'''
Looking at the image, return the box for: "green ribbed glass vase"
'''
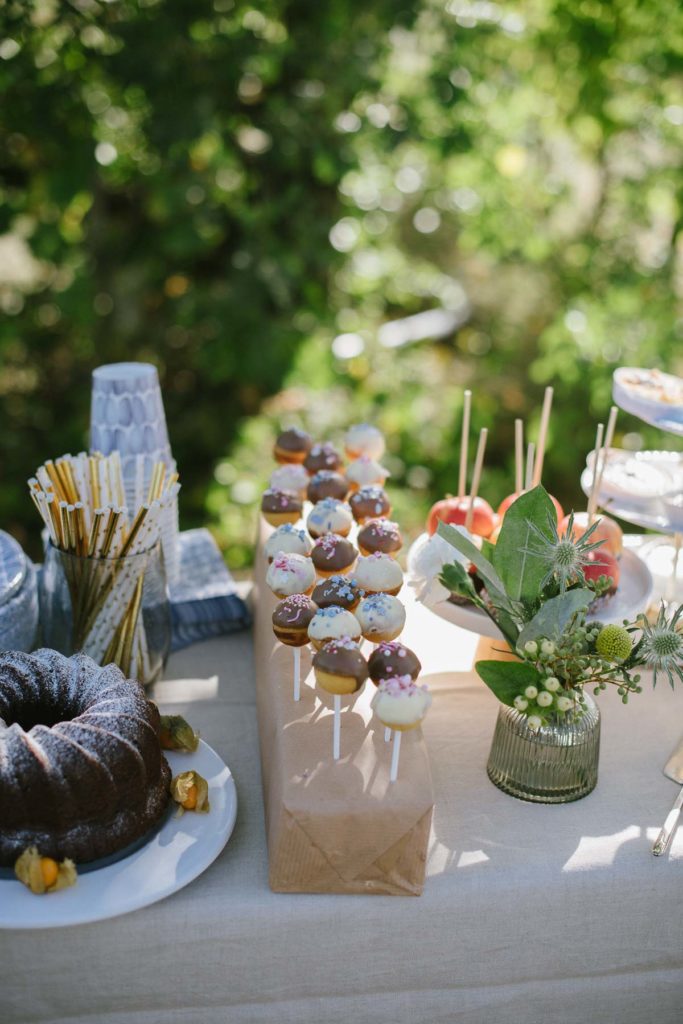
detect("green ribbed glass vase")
[486,693,600,804]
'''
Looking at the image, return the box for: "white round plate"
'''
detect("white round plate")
[0,739,237,930]
[579,467,678,533]
[613,367,683,436]
[421,549,653,639]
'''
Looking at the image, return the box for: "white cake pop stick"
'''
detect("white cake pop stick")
[389,730,402,782]
[293,646,301,702]
[458,389,472,501]
[384,726,392,743]
[333,695,341,761]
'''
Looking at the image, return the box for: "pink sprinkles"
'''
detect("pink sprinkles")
[377,675,427,697]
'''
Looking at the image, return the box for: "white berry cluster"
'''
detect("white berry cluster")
[512,639,582,731]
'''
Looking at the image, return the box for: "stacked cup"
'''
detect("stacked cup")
[89,362,180,581]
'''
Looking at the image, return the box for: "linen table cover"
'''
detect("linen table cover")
[2,585,683,1024]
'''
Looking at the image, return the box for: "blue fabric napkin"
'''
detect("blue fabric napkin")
[169,528,251,651]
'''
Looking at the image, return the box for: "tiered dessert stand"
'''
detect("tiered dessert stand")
[579,368,683,604]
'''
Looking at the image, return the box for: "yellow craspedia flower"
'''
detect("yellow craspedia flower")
[596,624,632,661]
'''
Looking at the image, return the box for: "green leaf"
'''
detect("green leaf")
[492,486,557,605]
[480,538,495,562]
[436,521,511,609]
[516,589,593,651]
[440,561,477,600]
[475,660,543,707]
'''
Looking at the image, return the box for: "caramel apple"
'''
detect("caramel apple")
[498,491,564,523]
[559,511,623,559]
[426,496,495,539]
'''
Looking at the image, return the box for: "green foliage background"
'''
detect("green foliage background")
[0,0,681,564]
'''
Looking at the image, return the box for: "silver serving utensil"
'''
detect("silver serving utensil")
[653,737,683,856]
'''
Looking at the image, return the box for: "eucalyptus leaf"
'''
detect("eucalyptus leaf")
[516,589,594,650]
[491,486,557,605]
[475,660,543,707]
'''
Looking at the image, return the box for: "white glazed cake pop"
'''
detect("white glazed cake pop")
[264,523,313,562]
[266,552,316,598]
[346,456,390,491]
[269,463,310,499]
[356,592,406,643]
[371,675,432,731]
[345,423,386,461]
[308,606,362,650]
[354,552,403,596]
[307,498,353,539]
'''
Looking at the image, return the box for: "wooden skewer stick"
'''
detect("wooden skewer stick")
[587,423,605,526]
[514,419,524,495]
[525,443,536,491]
[532,386,554,487]
[458,390,472,502]
[465,428,488,532]
[589,405,618,520]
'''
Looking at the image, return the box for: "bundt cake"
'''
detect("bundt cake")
[0,649,171,867]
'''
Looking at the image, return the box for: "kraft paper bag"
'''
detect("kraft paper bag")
[253,531,434,896]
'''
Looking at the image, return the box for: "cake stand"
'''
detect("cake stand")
[602,369,683,603]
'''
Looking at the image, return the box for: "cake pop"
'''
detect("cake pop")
[264,523,312,562]
[312,637,368,696]
[357,518,402,558]
[307,470,349,504]
[261,488,303,527]
[311,534,358,578]
[372,675,432,731]
[266,552,316,598]
[372,676,432,782]
[356,592,406,643]
[307,498,354,539]
[349,485,391,525]
[270,463,310,499]
[346,456,390,492]
[312,574,362,611]
[354,552,403,596]
[368,641,422,684]
[304,442,343,475]
[308,606,362,650]
[344,423,386,461]
[273,427,312,465]
[272,594,318,646]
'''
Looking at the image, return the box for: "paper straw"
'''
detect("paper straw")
[390,730,402,782]
[293,646,301,702]
[587,423,605,525]
[532,386,554,487]
[465,427,488,532]
[333,695,341,760]
[514,419,524,495]
[457,390,472,501]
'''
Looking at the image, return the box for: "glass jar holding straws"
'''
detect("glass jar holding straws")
[31,452,176,685]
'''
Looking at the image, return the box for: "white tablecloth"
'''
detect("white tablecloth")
[3,586,683,1024]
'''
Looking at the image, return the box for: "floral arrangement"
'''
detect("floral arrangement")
[438,486,683,731]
